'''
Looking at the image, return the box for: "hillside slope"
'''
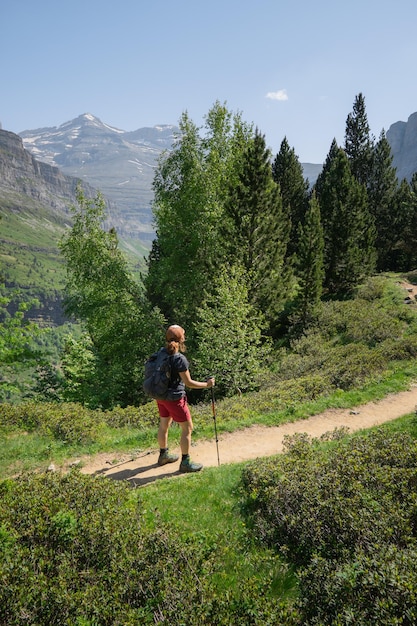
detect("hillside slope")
[0,129,131,323]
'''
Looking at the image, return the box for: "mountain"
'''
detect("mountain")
[20,114,178,244]
[21,113,325,237]
[301,113,417,184]
[16,110,417,251]
[386,112,417,182]
[0,128,95,323]
[0,128,93,219]
[301,163,323,185]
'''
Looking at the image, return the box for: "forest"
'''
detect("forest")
[3,92,415,409]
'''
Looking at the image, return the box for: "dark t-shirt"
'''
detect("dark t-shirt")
[165,349,189,400]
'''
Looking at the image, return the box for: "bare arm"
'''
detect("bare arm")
[180,370,215,389]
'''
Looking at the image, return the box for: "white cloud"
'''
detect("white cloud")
[265,89,288,101]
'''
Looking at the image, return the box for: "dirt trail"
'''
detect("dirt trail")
[76,279,417,487]
[79,385,417,487]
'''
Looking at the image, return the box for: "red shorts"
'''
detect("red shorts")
[156,396,191,423]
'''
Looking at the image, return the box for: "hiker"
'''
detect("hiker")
[157,324,215,473]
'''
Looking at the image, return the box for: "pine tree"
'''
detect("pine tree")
[192,265,270,397]
[344,93,374,187]
[223,129,292,331]
[272,137,309,258]
[402,172,417,269]
[314,139,340,201]
[295,191,324,324]
[390,178,415,271]
[368,130,399,270]
[315,146,376,294]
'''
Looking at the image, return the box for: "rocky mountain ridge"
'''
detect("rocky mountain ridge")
[0,128,90,325]
[0,128,93,216]
[386,112,417,182]
[0,127,150,324]
[20,114,178,243]
[18,114,329,244]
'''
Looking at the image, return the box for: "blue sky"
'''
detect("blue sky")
[2,0,417,163]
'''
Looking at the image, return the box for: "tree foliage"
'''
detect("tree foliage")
[59,189,165,408]
[293,191,324,326]
[223,129,292,333]
[0,295,47,401]
[272,136,309,259]
[146,106,276,391]
[344,92,374,186]
[368,130,399,270]
[315,144,376,294]
[390,176,417,271]
[146,102,251,325]
[192,264,271,397]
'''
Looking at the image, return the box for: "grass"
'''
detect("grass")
[0,424,157,477]
[0,201,147,291]
[137,409,417,601]
[2,358,417,479]
[0,430,76,474]
[139,461,298,599]
[0,201,68,290]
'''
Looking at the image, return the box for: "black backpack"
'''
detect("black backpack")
[143,348,172,400]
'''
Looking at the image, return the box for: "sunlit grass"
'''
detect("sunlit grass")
[137,408,417,600]
[139,461,298,598]
[2,359,417,479]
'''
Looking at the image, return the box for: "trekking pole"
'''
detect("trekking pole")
[210,386,220,466]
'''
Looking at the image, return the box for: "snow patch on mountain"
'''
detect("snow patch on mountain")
[18,113,179,242]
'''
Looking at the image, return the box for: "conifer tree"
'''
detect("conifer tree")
[192,265,270,397]
[402,172,417,269]
[295,191,324,324]
[368,130,399,270]
[314,138,340,201]
[315,146,376,294]
[223,129,291,332]
[272,137,309,258]
[390,178,415,271]
[344,93,374,187]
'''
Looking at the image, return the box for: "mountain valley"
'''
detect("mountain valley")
[1,108,417,328]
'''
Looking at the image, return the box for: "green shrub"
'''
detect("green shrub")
[0,471,204,624]
[0,470,291,625]
[102,401,159,428]
[241,430,417,566]
[240,429,417,624]
[276,278,417,395]
[0,402,102,444]
[299,545,417,625]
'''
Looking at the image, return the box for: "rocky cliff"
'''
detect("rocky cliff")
[0,129,99,325]
[386,112,417,182]
[0,128,103,218]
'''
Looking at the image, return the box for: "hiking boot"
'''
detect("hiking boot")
[179,458,203,473]
[158,450,179,466]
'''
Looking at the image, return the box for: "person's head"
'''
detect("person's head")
[165,324,186,354]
